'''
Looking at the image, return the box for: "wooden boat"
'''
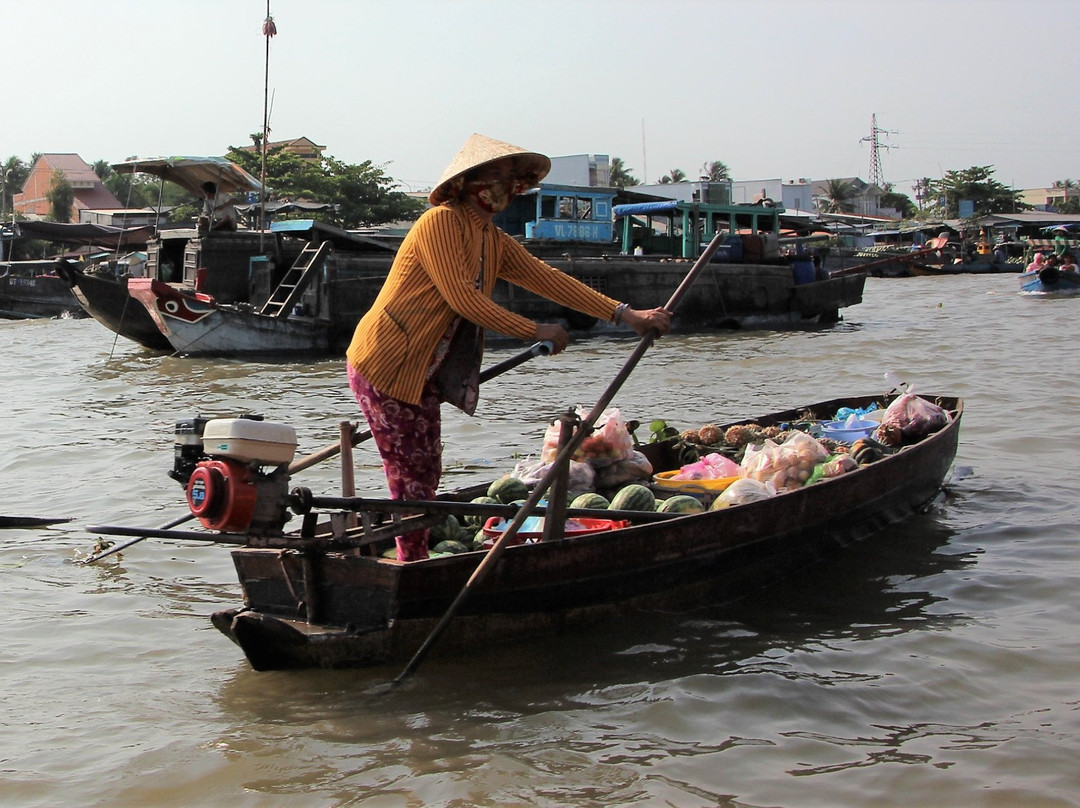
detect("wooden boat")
[1018,265,1080,294]
[3,221,154,321]
[186,392,962,671]
[0,260,84,319]
[65,187,866,354]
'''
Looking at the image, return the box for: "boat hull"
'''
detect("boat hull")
[128,277,331,355]
[53,263,172,350]
[1019,267,1080,294]
[542,258,864,330]
[0,264,84,319]
[212,394,961,670]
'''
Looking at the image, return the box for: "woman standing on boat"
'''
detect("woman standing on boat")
[346,133,670,562]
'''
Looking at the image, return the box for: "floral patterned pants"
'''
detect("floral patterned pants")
[348,365,442,561]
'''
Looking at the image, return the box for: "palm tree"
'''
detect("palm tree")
[702,160,731,182]
[609,157,639,188]
[658,168,686,184]
[819,178,856,213]
[1052,178,1078,213]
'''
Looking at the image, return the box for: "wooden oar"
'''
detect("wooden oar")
[0,515,73,529]
[288,340,555,474]
[390,231,728,688]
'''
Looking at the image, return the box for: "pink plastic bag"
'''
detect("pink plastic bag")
[877,394,949,441]
[673,452,740,480]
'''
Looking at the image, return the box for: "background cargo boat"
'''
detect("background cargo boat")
[499,190,865,329]
[5,214,153,323]
[160,392,961,671]
[70,178,865,355]
[0,259,84,319]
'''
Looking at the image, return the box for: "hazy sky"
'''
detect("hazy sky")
[5,0,1077,198]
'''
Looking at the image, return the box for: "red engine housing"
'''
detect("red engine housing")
[186,458,258,532]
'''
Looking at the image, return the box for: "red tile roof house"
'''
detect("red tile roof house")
[13,153,123,220]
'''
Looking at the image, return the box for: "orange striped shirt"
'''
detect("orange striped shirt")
[346,201,620,405]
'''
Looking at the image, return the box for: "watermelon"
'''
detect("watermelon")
[466,495,500,527]
[433,539,471,555]
[429,514,462,543]
[657,495,706,515]
[488,475,528,504]
[570,492,610,510]
[609,483,656,512]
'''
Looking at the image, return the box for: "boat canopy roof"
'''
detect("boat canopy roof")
[112,156,263,196]
[270,219,396,252]
[15,220,154,248]
[613,201,680,216]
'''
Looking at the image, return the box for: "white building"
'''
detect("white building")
[547,154,610,187]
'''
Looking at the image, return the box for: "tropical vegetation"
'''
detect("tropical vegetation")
[608,157,639,188]
[922,165,1028,218]
[223,143,424,229]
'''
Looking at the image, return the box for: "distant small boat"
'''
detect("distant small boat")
[1018,265,1080,294]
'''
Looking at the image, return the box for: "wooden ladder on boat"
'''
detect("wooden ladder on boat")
[258,241,332,318]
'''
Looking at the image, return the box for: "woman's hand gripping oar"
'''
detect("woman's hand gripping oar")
[388,231,727,689]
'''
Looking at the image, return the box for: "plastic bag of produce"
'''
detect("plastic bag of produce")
[805,453,859,485]
[513,455,596,496]
[711,477,777,509]
[595,450,653,489]
[876,393,949,443]
[740,431,828,491]
[541,407,634,468]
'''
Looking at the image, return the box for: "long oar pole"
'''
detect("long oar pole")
[391,231,727,687]
[288,340,554,474]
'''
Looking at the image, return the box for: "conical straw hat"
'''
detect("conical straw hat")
[428,133,551,205]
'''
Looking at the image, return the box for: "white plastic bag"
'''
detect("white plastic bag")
[712,478,777,509]
[740,431,828,491]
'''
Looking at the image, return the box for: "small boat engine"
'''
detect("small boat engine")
[169,415,297,534]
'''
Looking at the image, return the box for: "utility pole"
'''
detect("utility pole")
[860,113,896,188]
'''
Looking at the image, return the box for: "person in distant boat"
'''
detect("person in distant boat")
[346,133,672,562]
[198,181,237,233]
[1052,227,1070,259]
[992,239,1009,267]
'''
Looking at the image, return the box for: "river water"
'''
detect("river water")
[1,275,1078,808]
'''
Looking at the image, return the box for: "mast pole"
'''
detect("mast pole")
[260,0,273,251]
